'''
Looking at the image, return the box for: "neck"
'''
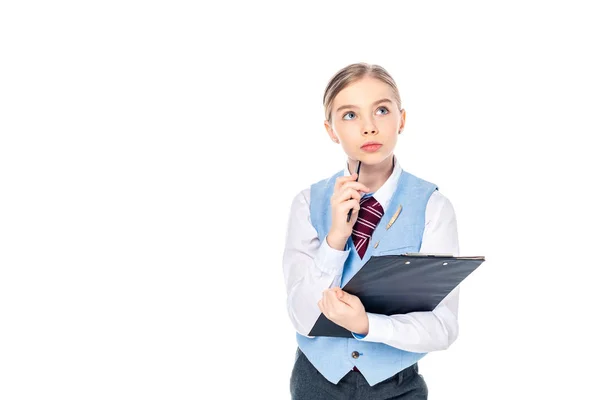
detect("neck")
[348,155,394,193]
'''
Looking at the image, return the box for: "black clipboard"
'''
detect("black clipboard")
[308,253,486,338]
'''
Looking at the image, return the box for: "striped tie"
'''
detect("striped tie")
[351,196,384,258]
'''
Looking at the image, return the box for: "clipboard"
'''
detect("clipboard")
[308,253,486,338]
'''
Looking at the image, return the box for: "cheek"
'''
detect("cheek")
[334,124,351,139]
[336,129,360,149]
[381,126,398,142]
[381,118,400,132]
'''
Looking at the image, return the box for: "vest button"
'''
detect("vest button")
[352,351,359,359]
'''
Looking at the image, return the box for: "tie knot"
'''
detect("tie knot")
[360,195,379,207]
[359,196,383,221]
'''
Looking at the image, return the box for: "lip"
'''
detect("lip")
[361,141,383,151]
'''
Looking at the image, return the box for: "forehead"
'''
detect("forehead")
[333,76,395,108]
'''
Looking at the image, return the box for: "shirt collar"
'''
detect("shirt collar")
[343,154,402,212]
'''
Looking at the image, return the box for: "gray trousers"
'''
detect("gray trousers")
[290,348,428,400]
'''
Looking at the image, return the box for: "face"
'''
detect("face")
[324,76,405,165]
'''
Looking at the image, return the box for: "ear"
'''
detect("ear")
[398,109,406,134]
[324,120,339,143]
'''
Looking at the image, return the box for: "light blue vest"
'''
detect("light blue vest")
[296,168,439,386]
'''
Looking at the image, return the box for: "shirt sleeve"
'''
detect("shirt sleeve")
[351,190,461,353]
[282,188,351,337]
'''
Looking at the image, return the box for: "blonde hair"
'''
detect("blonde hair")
[323,62,402,124]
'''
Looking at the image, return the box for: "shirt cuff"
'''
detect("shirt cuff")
[315,236,350,275]
[352,313,393,342]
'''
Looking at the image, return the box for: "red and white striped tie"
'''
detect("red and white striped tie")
[351,196,384,258]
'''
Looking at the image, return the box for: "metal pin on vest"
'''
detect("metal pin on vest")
[386,205,403,230]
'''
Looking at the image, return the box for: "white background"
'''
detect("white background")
[1,1,599,398]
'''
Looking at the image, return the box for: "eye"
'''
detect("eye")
[376,106,389,115]
[342,111,356,120]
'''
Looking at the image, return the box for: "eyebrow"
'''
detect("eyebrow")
[336,98,393,113]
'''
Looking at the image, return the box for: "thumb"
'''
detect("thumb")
[337,289,353,304]
[341,290,363,308]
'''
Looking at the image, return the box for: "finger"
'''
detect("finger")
[339,181,371,194]
[330,291,350,316]
[323,292,339,317]
[335,173,356,185]
[324,290,341,310]
[334,174,358,193]
[341,291,362,309]
[322,290,332,309]
[333,288,346,302]
[337,290,352,305]
[334,187,362,205]
[332,185,369,205]
[338,199,360,215]
[327,289,346,308]
[332,181,363,203]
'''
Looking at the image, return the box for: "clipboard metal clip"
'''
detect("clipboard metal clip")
[402,253,486,261]
[402,253,455,257]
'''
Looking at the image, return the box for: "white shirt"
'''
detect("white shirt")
[282,155,461,353]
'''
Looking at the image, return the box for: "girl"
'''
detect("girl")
[282,62,460,399]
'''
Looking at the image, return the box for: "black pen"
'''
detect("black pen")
[346,160,362,222]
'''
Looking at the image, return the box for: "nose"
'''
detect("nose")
[363,117,378,135]
[363,124,378,135]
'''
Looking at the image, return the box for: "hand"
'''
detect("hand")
[326,173,370,250]
[318,287,369,335]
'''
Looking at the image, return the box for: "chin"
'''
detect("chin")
[355,152,389,164]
